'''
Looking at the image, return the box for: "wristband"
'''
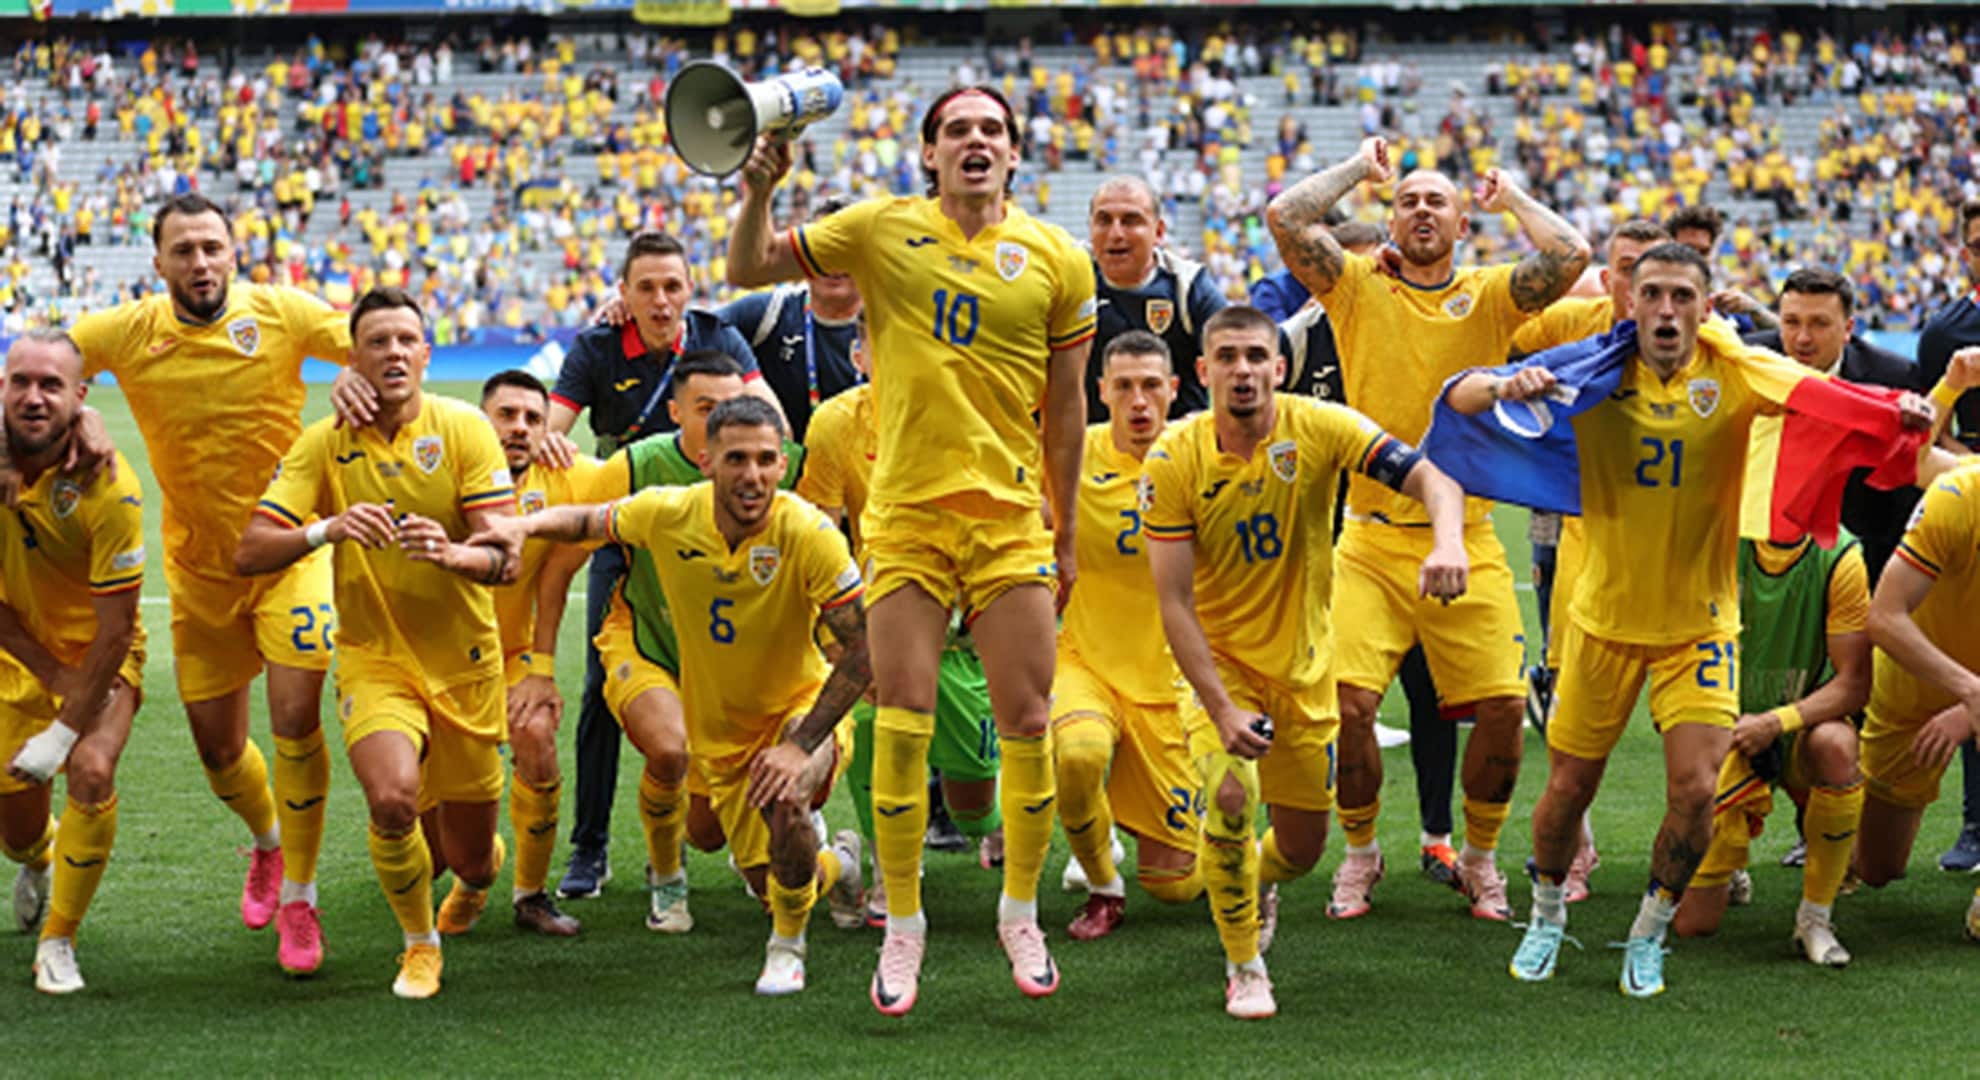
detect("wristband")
[524,651,554,670]
[305,520,330,549]
[1932,379,1963,417]
[1773,704,1804,735]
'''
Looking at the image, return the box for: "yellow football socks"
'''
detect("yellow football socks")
[767,848,839,940]
[205,741,278,844]
[510,777,561,896]
[272,729,329,886]
[1462,797,1511,857]
[1138,862,1204,905]
[638,771,686,880]
[1339,798,1379,850]
[1201,750,1262,965]
[1258,828,1304,885]
[2,813,55,871]
[368,822,435,937]
[872,708,933,922]
[1055,716,1119,888]
[1803,781,1864,907]
[998,729,1055,907]
[42,795,116,942]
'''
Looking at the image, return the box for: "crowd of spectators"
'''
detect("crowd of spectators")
[0,16,1973,340]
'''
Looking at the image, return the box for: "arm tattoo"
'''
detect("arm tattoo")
[1265,158,1367,296]
[787,598,871,754]
[1509,225,1591,313]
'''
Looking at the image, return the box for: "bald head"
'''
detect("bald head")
[1390,169,1466,268]
[4,329,89,460]
[1090,175,1167,288]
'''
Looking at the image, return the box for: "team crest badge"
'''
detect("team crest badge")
[51,479,80,518]
[750,544,782,586]
[1137,476,1155,513]
[1268,440,1298,483]
[1146,298,1174,334]
[1688,378,1720,419]
[995,241,1029,282]
[227,317,260,357]
[520,490,547,515]
[1442,293,1474,319]
[413,435,444,475]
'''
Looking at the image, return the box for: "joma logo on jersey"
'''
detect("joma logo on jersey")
[227,317,260,356]
[750,544,781,585]
[1145,299,1174,334]
[1442,293,1474,319]
[1688,378,1720,418]
[906,236,937,247]
[1268,440,1298,483]
[413,436,444,475]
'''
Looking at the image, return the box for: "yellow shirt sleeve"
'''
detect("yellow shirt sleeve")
[1510,302,1570,355]
[1315,251,1376,330]
[276,286,353,365]
[1045,233,1099,351]
[1140,436,1195,541]
[1896,473,1976,582]
[71,305,129,381]
[792,503,863,610]
[1825,544,1870,635]
[562,454,623,504]
[258,423,329,527]
[606,486,671,548]
[792,198,884,279]
[83,460,146,595]
[456,409,518,514]
[797,405,847,511]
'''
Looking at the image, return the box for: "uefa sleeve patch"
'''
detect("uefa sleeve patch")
[111,546,144,572]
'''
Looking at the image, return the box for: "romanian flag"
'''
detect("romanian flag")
[1425,318,1925,546]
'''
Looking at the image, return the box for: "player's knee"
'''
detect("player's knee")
[1138,863,1202,905]
[1666,769,1717,818]
[685,801,725,853]
[64,744,117,803]
[195,740,244,773]
[364,785,420,833]
[1471,696,1525,731]
[996,702,1051,741]
[1545,763,1601,808]
[645,745,689,784]
[1803,726,1860,788]
[1337,687,1380,728]
[1053,721,1110,788]
[1213,771,1250,821]
[1273,826,1326,870]
[1671,888,1725,938]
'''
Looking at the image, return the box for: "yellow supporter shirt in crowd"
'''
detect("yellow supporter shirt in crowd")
[791,196,1096,511]
[1143,394,1404,690]
[0,453,148,668]
[1061,424,1177,705]
[257,395,515,727]
[1873,465,1980,723]
[71,283,350,574]
[1318,253,1528,526]
[606,485,863,774]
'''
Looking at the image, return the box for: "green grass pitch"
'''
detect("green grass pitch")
[4,381,1974,1076]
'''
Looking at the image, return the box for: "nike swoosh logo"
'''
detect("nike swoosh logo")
[335,450,366,465]
[874,977,905,1007]
[283,797,325,812]
[391,876,424,896]
[875,804,912,818]
[1022,796,1055,814]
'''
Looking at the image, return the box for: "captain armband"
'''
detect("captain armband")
[1365,437,1425,493]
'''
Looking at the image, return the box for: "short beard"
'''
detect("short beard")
[171,280,227,322]
[7,415,70,459]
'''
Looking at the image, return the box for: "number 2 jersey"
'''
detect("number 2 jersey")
[1142,393,1419,691]
[1060,424,1178,705]
[791,195,1096,511]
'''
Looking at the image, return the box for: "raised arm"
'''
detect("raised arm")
[1476,168,1593,313]
[1265,137,1392,299]
[727,136,807,288]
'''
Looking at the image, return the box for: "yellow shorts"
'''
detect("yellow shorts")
[1334,518,1527,706]
[167,545,333,703]
[1182,656,1337,813]
[1052,652,1205,851]
[1547,622,1738,761]
[860,494,1055,621]
[336,665,505,809]
[1860,705,1949,810]
[699,711,852,871]
[1546,517,1585,671]
[0,652,145,796]
[595,608,682,723]
[1693,738,1809,888]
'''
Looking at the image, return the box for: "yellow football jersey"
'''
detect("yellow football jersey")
[1569,335,1813,645]
[1061,424,1178,705]
[796,383,875,551]
[607,485,863,772]
[1143,394,1400,690]
[1511,295,1615,355]
[1874,464,1980,722]
[1322,254,1528,526]
[0,453,148,670]
[792,196,1097,510]
[71,283,350,574]
[496,454,621,660]
[258,395,514,715]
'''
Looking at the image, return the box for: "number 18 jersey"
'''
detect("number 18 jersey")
[1143,394,1403,691]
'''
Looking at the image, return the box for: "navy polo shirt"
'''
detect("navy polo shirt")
[551,310,761,455]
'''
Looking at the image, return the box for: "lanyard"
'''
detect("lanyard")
[622,361,672,441]
[804,302,866,410]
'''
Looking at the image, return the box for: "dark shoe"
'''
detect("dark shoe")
[1940,826,1980,873]
[925,806,969,854]
[557,847,611,899]
[514,891,582,936]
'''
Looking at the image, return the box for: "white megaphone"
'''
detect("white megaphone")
[665,61,845,178]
